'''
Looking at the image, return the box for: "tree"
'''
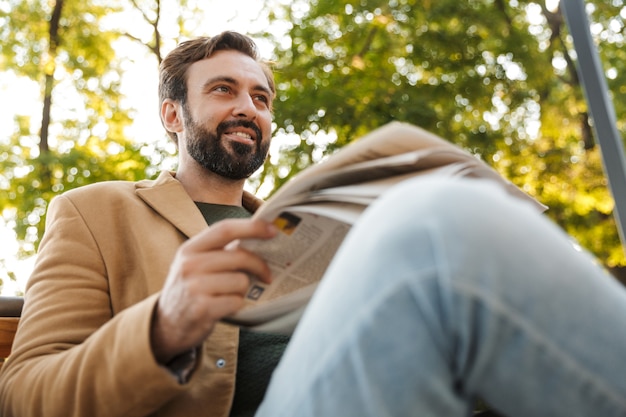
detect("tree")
[3,0,625,292]
[0,0,153,290]
[261,0,626,267]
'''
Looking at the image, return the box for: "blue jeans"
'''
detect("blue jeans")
[256,177,626,416]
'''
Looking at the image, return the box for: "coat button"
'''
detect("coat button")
[216,358,226,368]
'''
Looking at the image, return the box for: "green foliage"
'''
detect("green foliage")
[258,0,626,266]
[0,133,151,256]
[0,0,158,290]
[2,0,626,293]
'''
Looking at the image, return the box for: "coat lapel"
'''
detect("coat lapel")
[135,171,208,238]
[135,171,265,239]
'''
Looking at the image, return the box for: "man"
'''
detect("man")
[0,31,286,417]
[2,31,626,417]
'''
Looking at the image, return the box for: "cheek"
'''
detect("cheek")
[259,111,273,134]
[192,101,226,125]
[193,113,220,132]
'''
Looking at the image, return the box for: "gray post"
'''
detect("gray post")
[561,0,626,253]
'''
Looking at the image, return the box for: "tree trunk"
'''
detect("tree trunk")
[39,0,64,155]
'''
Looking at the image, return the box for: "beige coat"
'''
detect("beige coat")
[0,171,264,417]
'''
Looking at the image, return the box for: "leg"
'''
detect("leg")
[256,177,626,417]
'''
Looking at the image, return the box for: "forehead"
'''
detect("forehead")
[186,50,270,91]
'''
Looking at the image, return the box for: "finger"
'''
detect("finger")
[186,271,251,297]
[189,247,273,284]
[202,294,248,321]
[185,219,277,253]
[178,292,247,327]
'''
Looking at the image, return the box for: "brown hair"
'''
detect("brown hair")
[158,31,275,141]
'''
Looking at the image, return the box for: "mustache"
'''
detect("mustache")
[216,119,263,142]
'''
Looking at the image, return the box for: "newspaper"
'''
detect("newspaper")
[223,122,546,334]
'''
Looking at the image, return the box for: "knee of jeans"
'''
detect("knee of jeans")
[366,176,535,278]
[375,177,511,226]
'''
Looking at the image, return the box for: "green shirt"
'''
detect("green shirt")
[194,202,290,417]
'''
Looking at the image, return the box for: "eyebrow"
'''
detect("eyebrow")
[202,75,272,98]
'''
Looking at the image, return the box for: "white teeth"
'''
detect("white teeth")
[232,131,252,139]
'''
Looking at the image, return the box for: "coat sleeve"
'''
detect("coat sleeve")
[0,194,194,417]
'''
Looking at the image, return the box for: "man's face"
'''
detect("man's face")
[181,50,273,180]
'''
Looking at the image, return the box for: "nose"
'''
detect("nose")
[232,93,257,119]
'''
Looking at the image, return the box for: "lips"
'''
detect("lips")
[225,129,255,143]
[218,120,263,145]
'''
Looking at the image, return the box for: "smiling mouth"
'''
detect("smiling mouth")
[225,131,255,147]
[218,120,263,145]
[230,131,253,141]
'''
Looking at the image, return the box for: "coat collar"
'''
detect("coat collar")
[134,171,264,238]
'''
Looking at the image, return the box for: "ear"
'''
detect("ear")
[161,98,184,135]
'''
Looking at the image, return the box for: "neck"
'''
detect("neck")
[175,165,246,206]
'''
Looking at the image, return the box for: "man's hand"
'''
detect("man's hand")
[150,218,276,364]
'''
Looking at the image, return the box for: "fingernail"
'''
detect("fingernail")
[267,223,279,235]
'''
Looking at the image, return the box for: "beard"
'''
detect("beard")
[183,105,269,180]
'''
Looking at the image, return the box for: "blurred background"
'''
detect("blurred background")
[1,0,625,295]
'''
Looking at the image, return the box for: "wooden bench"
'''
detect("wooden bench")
[0,296,24,368]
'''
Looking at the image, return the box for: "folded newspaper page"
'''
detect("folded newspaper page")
[223,121,546,334]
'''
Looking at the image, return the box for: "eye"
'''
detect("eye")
[214,85,230,93]
[253,94,272,108]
